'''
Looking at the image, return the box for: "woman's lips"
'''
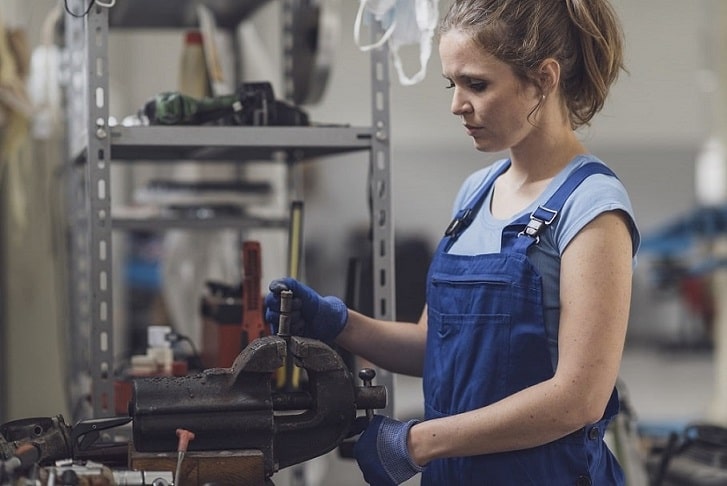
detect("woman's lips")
[463,124,482,136]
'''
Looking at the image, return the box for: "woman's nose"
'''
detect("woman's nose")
[451,90,472,116]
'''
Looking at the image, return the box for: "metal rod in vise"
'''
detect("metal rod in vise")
[277,289,295,392]
[277,289,293,339]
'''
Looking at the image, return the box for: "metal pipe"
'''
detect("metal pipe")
[277,290,293,338]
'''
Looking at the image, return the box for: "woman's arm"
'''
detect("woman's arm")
[408,210,633,463]
[335,307,429,377]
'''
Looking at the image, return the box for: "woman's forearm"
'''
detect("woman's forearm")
[334,309,428,377]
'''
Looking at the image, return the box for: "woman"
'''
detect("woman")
[265,0,640,484]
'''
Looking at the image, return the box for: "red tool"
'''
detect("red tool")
[174,428,195,485]
[241,241,267,347]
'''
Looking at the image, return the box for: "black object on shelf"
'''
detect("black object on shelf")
[143,82,309,127]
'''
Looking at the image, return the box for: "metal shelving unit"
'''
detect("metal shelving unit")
[62,0,395,420]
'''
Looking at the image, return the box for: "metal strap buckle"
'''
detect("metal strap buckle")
[518,206,558,241]
[444,208,473,237]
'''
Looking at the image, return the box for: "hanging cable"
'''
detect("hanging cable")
[63,0,115,19]
[64,0,96,18]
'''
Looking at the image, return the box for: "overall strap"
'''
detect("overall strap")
[442,160,511,252]
[509,162,618,253]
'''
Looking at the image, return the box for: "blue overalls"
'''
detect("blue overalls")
[422,162,625,485]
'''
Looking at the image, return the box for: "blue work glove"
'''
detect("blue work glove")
[354,415,424,486]
[263,277,348,343]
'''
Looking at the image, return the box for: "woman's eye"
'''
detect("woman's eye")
[444,78,486,91]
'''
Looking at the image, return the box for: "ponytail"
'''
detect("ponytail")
[563,0,626,126]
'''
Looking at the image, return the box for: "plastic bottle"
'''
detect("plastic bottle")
[179,30,209,99]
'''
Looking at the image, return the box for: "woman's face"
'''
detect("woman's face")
[439,29,541,153]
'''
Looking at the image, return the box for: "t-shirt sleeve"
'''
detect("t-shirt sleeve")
[555,174,641,257]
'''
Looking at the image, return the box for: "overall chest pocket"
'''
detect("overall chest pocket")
[429,270,536,317]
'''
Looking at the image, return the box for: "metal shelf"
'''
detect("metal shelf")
[112,210,288,231]
[107,125,374,162]
[108,0,268,30]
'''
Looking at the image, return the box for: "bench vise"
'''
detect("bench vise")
[130,335,386,479]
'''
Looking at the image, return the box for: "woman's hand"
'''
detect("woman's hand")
[354,415,424,485]
[263,277,348,343]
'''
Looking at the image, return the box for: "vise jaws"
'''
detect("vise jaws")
[130,334,386,478]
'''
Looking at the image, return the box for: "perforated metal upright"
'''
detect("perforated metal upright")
[365,32,396,418]
[63,0,115,419]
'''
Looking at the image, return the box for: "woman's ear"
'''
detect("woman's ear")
[539,58,561,96]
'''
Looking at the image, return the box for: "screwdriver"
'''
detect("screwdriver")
[174,428,195,486]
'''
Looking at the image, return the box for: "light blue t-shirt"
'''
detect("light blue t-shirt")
[447,154,640,369]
